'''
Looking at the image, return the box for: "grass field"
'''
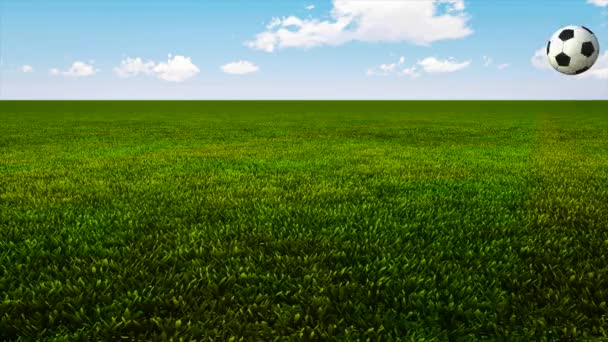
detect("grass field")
[1,101,608,341]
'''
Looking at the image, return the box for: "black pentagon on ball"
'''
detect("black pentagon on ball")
[559,29,574,41]
[555,53,571,67]
[576,66,590,75]
[581,42,595,57]
[547,41,551,55]
[582,26,594,35]
[555,52,570,66]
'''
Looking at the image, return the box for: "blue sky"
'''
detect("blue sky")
[1,0,607,99]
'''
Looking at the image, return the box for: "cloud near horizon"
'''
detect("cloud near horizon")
[114,55,200,82]
[367,56,470,77]
[531,48,552,70]
[221,60,260,75]
[417,57,471,73]
[482,56,510,70]
[246,0,473,52]
[50,61,98,77]
[367,56,412,76]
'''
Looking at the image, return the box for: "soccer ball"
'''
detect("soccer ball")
[546,25,600,75]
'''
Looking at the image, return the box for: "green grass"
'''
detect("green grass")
[1,101,608,341]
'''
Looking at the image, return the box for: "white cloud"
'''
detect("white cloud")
[49,61,98,78]
[367,56,410,76]
[368,55,470,77]
[247,31,279,52]
[531,47,551,70]
[587,0,608,6]
[114,57,156,78]
[306,4,315,10]
[417,57,471,73]
[153,55,200,82]
[283,16,304,27]
[577,52,608,79]
[401,66,421,78]
[483,56,510,70]
[21,65,34,73]
[267,17,282,30]
[380,63,398,73]
[114,55,199,82]
[221,60,260,75]
[64,61,97,77]
[246,0,473,52]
